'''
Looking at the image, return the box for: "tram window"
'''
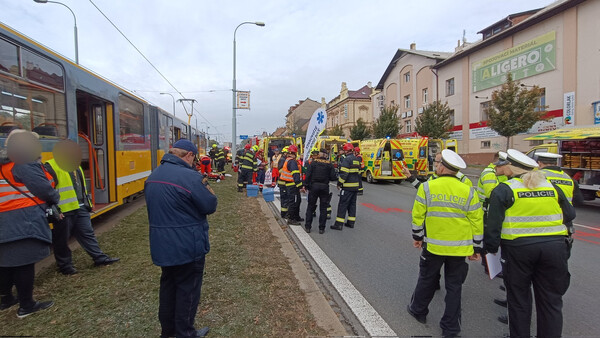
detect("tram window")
[180,123,188,140]
[118,94,144,148]
[21,49,64,92]
[0,77,67,138]
[93,105,103,145]
[0,38,20,76]
[159,114,172,150]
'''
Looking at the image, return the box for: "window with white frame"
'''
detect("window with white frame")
[481,140,491,149]
[449,109,455,126]
[446,78,455,96]
[404,71,410,82]
[480,101,491,121]
[404,95,411,109]
[422,88,428,104]
[405,120,412,133]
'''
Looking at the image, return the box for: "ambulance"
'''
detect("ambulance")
[398,138,430,179]
[525,126,600,200]
[258,136,296,168]
[360,138,408,183]
[313,136,350,167]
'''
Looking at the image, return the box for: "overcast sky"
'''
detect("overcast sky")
[1,0,553,143]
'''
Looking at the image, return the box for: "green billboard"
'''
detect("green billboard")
[472,31,556,92]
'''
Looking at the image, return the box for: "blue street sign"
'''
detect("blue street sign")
[239,135,248,140]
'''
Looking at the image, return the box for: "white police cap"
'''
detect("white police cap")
[498,151,508,160]
[441,149,466,170]
[507,149,538,169]
[494,151,510,166]
[535,152,562,159]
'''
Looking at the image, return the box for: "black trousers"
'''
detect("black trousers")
[334,189,357,226]
[237,169,253,189]
[278,184,288,217]
[52,207,108,271]
[159,258,206,338]
[285,185,301,221]
[0,263,35,309]
[216,159,225,173]
[409,249,468,336]
[305,183,329,230]
[502,239,570,338]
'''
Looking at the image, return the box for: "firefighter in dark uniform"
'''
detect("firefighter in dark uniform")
[485,149,575,338]
[406,149,483,338]
[237,143,256,192]
[279,145,303,225]
[208,144,217,170]
[277,146,289,218]
[355,147,364,195]
[331,143,361,230]
[304,148,337,234]
[214,145,225,174]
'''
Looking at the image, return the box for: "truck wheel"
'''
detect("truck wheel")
[366,171,375,184]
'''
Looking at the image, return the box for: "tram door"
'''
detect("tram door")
[76,91,111,206]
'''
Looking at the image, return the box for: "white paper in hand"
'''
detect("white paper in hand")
[486,248,503,280]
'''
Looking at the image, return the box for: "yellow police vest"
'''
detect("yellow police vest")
[542,168,574,205]
[501,178,566,240]
[46,159,87,213]
[412,176,484,256]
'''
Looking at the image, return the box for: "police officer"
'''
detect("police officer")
[304,148,336,234]
[477,151,509,205]
[536,152,584,211]
[279,145,303,225]
[406,150,483,338]
[276,146,289,218]
[331,143,361,230]
[237,144,256,192]
[485,149,575,338]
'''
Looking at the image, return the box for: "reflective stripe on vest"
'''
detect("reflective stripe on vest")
[542,168,574,204]
[0,162,47,212]
[46,159,87,213]
[279,159,295,182]
[501,178,566,240]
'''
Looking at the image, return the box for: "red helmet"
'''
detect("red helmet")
[244,143,251,150]
[342,143,354,151]
[288,144,298,153]
[354,147,361,153]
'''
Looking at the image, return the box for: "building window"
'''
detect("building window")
[422,88,428,104]
[481,140,491,149]
[449,109,455,126]
[446,78,455,96]
[535,88,546,112]
[480,101,491,121]
[404,95,411,109]
[390,100,395,106]
[405,120,411,133]
[404,71,410,82]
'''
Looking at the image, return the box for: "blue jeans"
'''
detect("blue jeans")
[159,258,206,338]
[52,207,108,270]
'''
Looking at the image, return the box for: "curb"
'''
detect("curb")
[257,197,348,336]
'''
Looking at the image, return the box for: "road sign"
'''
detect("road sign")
[236,91,250,109]
[239,135,248,140]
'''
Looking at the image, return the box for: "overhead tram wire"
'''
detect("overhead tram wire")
[87,0,223,139]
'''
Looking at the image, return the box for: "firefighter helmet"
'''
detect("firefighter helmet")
[342,143,354,151]
[244,143,251,150]
[288,145,298,153]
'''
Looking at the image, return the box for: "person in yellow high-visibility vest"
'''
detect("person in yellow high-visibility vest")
[485,149,575,338]
[407,149,483,338]
[45,140,119,275]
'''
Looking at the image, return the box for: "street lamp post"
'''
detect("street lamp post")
[232,21,265,164]
[160,92,176,117]
[33,0,78,64]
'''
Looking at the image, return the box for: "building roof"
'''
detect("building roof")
[375,48,452,90]
[348,85,372,99]
[476,8,543,34]
[271,126,286,137]
[286,98,320,117]
[433,0,584,69]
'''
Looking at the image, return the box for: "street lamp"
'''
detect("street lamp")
[232,21,265,164]
[160,92,176,117]
[33,0,79,64]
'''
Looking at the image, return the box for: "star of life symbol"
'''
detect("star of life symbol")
[317,111,324,124]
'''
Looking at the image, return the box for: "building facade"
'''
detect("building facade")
[373,44,451,137]
[285,98,321,136]
[432,0,598,162]
[325,82,375,138]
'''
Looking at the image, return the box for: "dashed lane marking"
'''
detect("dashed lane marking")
[273,198,397,337]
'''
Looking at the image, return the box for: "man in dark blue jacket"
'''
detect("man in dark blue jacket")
[145,139,217,338]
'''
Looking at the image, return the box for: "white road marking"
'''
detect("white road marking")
[574,223,599,231]
[273,197,397,337]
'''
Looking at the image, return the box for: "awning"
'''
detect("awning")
[524,126,600,140]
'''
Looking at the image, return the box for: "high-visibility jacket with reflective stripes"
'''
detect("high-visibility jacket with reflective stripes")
[338,154,361,191]
[477,164,509,206]
[215,149,225,161]
[541,168,574,205]
[412,175,483,256]
[279,157,302,187]
[500,178,567,240]
[0,162,54,212]
[46,159,88,213]
[240,149,257,171]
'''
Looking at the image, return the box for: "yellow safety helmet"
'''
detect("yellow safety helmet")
[282,146,289,153]
[311,147,319,154]
[252,145,259,152]
[212,144,217,148]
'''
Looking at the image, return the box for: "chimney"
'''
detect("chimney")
[367,81,372,88]
[457,40,461,47]
[410,43,416,50]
